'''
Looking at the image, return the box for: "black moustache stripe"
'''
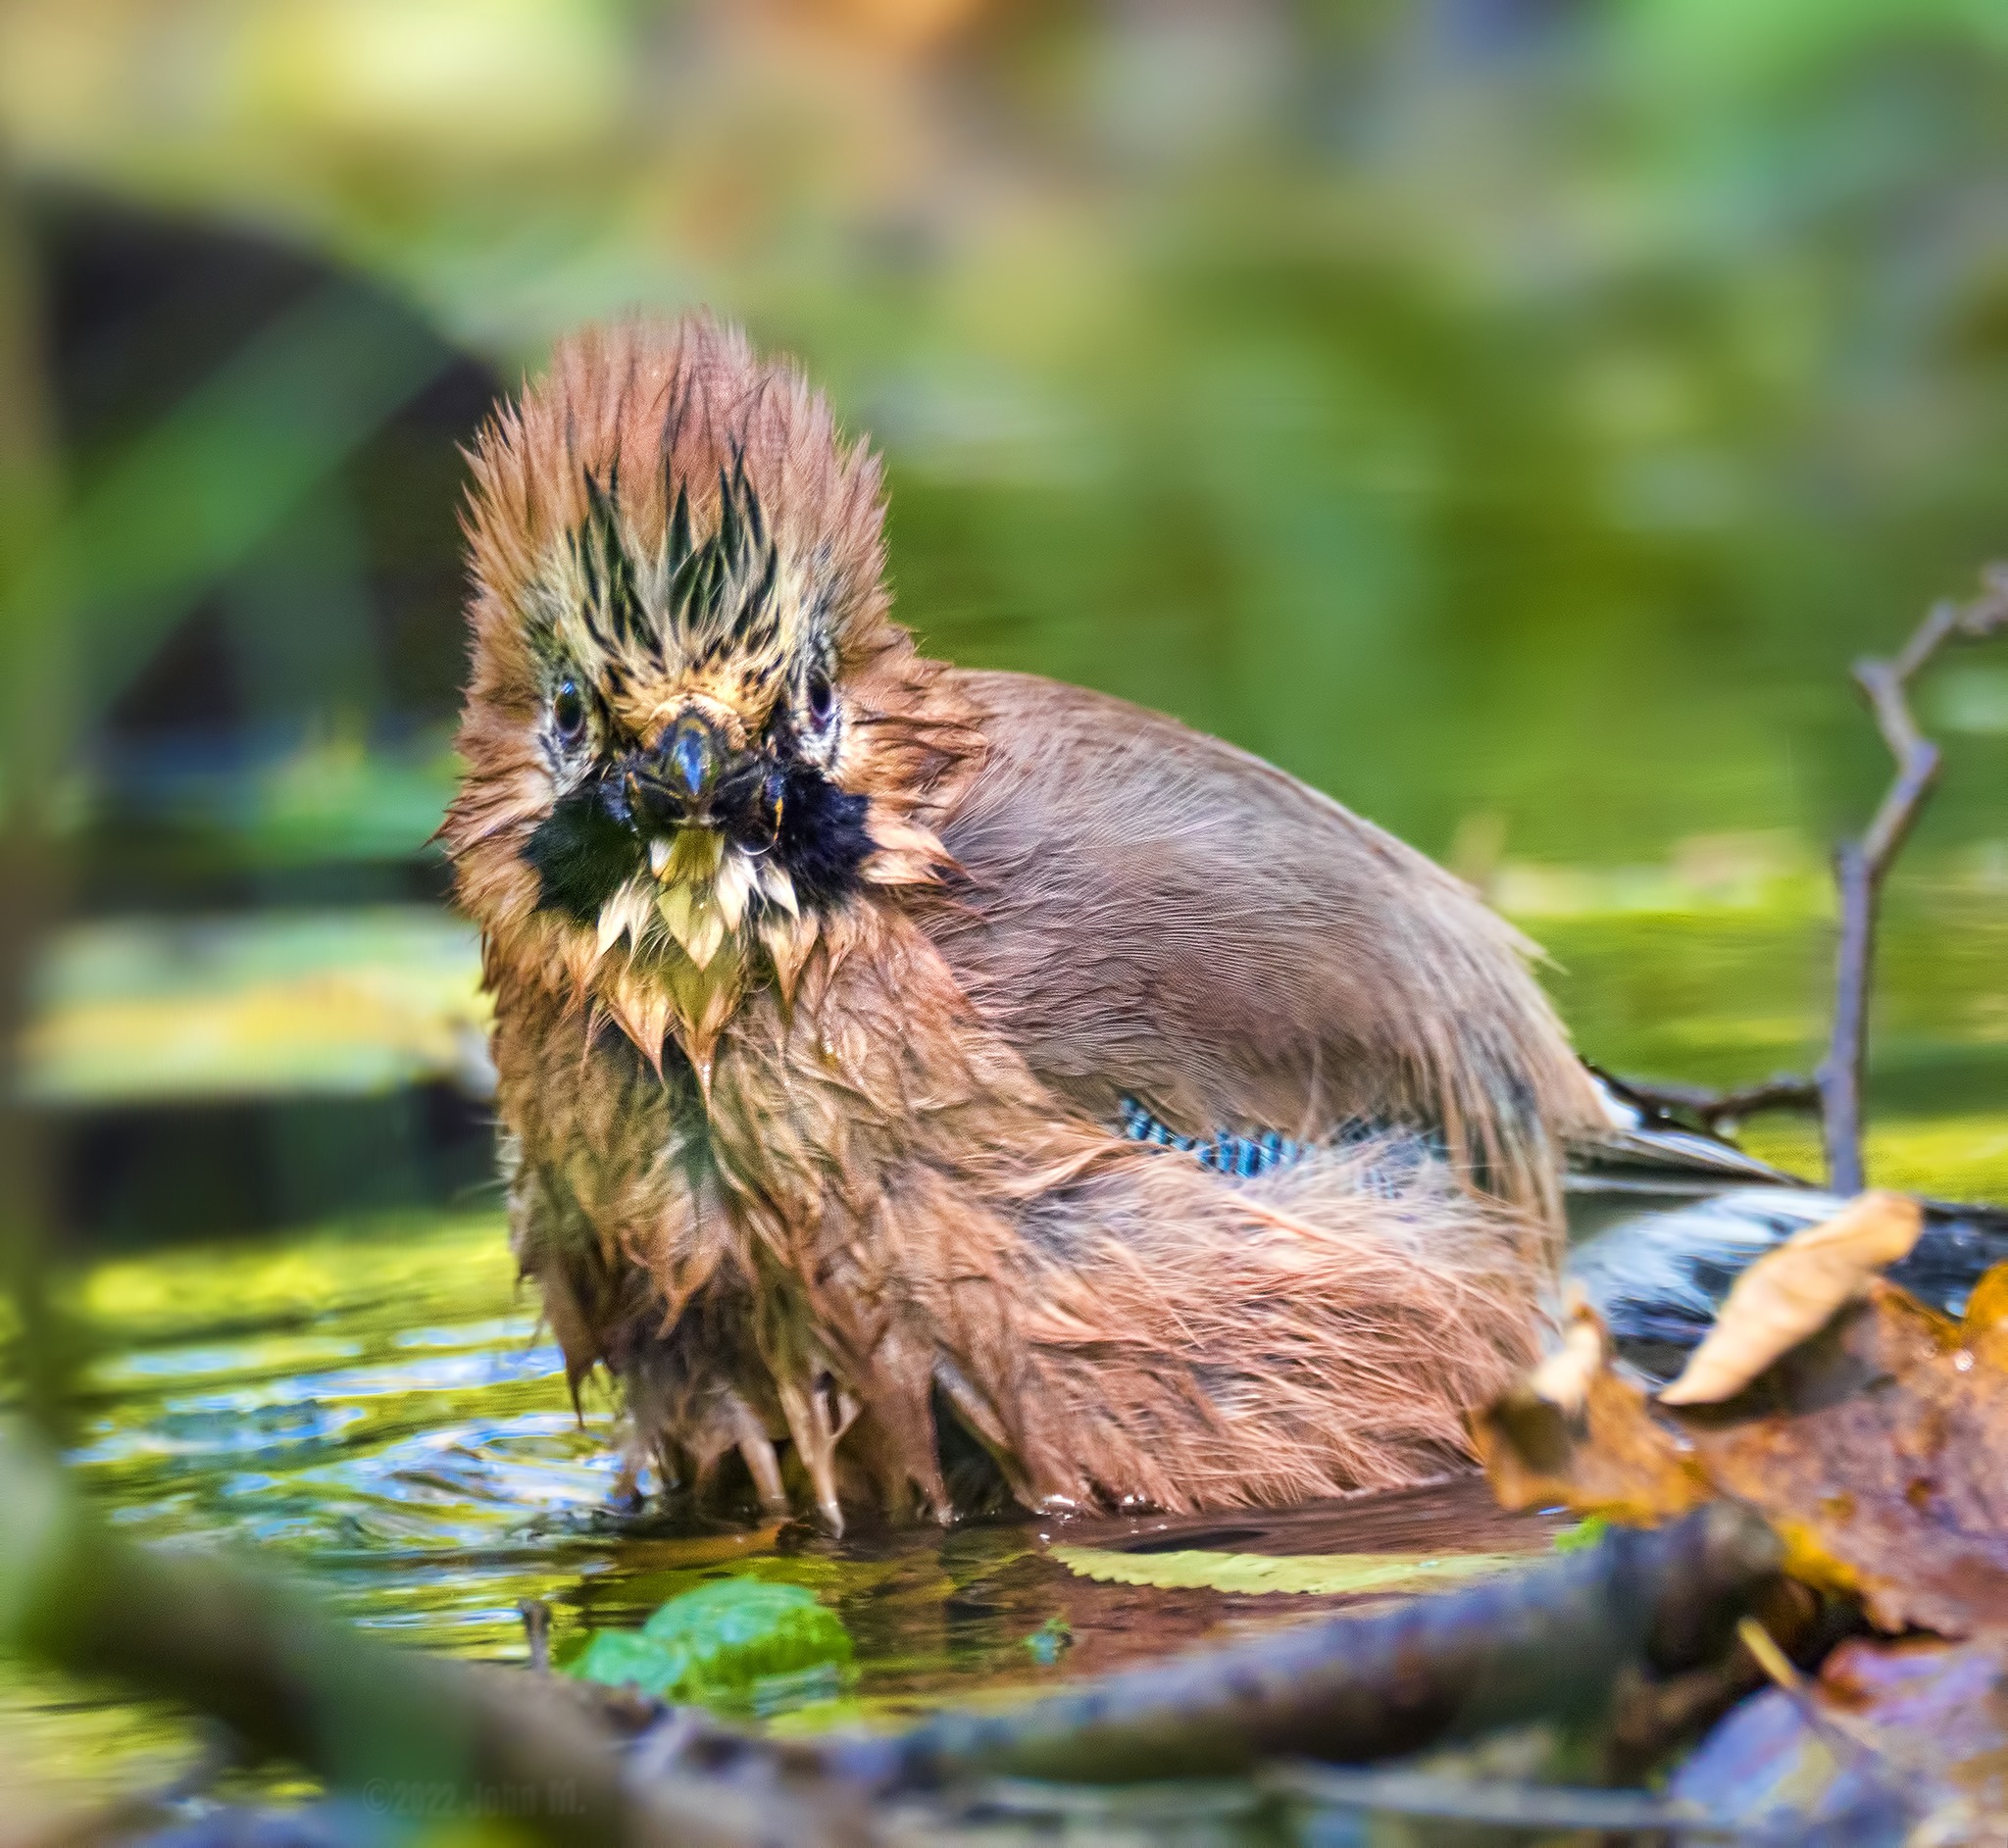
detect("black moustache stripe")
[525,760,876,924]
[525,785,644,922]
[771,766,873,908]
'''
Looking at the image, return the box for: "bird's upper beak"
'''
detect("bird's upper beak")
[622,698,759,836]
[664,712,722,800]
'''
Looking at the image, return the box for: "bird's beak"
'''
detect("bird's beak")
[626,706,737,831]
[664,712,719,799]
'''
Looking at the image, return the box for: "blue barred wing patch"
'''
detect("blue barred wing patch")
[1115,1097,1438,1197]
[1116,1097,1303,1179]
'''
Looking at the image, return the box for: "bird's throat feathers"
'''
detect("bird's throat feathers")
[533,800,954,1089]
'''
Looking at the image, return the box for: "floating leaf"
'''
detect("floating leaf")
[1660,1191,1923,1406]
[570,1629,687,1701]
[1049,1545,1518,1596]
[568,1577,851,1705]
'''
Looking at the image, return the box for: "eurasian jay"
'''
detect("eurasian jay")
[444,315,2005,1528]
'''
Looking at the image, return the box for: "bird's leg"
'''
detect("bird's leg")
[732,1406,789,1519]
[775,1371,858,1534]
[638,1372,787,1520]
[931,1355,1029,1498]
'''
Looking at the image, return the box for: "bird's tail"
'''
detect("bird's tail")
[1563,1072,2008,1382]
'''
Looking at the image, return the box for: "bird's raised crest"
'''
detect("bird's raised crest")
[577,464,644,650]
[548,453,790,711]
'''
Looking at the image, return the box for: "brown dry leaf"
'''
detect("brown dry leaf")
[1682,1276,2008,1631]
[1479,1263,2008,1635]
[1472,1348,1711,1528]
[1660,1191,1924,1406]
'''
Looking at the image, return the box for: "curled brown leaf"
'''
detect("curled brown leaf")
[1659,1191,1923,1408]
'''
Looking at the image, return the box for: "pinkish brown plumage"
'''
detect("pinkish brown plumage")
[444,314,1605,1527]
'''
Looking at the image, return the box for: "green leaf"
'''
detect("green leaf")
[639,1577,852,1686]
[568,1576,852,1705]
[1048,1545,1519,1596]
[569,1629,691,1701]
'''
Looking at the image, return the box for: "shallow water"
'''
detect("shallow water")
[3,1210,1556,1812]
[9,891,2008,1812]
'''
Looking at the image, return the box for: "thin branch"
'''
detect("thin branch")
[1607,567,2008,1173]
[1819,567,2008,1193]
[1605,1073,1822,1138]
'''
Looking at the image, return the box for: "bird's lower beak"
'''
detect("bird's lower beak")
[648,830,722,883]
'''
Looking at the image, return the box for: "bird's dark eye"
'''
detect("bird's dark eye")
[552,678,586,743]
[805,670,835,728]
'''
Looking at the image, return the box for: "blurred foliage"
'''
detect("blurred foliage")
[23,906,486,1103]
[2,0,2008,869]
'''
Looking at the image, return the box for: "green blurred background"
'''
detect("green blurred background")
[5,0,2008,1244]
[7,0,2008,1810]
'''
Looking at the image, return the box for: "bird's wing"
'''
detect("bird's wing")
[919,669,1605,1217]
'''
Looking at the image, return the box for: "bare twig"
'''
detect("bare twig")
[1605,1073,1823,1138]
[522,1598,554,1673]
[1610,567,2008,1182]
[1818,567,2008,1193]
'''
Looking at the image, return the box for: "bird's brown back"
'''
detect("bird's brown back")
[921,669,1604,1224]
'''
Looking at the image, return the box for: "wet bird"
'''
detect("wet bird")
[444,316,2005,1529]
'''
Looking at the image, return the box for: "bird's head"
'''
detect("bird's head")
[445,317,977,1079]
